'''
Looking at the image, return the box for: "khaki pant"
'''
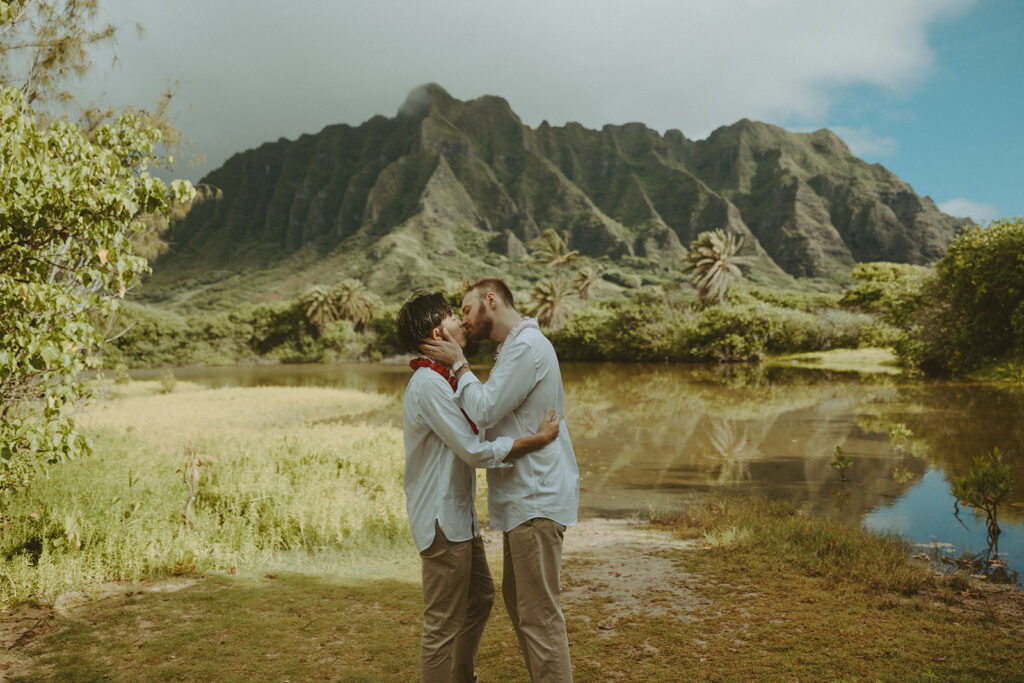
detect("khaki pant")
[420,522,494,683]
[503,517,572,682]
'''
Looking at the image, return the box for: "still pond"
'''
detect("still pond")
[132,361,1024,585]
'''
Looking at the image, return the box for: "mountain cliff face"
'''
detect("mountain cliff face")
[157,84,967,300]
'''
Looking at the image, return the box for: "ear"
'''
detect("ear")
[429,327,443,341]
[486,292,498,309]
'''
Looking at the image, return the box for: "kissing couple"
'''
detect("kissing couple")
[397,277,580,682]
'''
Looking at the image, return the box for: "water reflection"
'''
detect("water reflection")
[557,363,932,521]
[130,361,1024,585]
[865,470,1022,585]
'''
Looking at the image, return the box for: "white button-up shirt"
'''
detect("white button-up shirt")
[455,326,580,532]
[402,367,515,552]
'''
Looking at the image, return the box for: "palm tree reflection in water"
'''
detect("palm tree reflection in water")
[701,417,754,486]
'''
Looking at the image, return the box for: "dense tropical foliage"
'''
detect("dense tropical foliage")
[0,85,193,492]
[896,218,1024,375]
[0,0,193,492]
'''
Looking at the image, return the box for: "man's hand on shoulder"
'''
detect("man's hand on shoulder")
[420,329,466,368]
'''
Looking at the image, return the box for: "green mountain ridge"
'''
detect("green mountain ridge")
[147,84,969,309]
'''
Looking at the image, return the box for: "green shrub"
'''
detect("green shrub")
[737,285,841,312]
[365,304,402,358]
[681,304,772,361]
[246,301,310,355]
[839,262,931,327]
[105,303,193,367]
[550,294,879,362]
[113,363,131,385]
[158,370,176,394]
[897,218,1024,374]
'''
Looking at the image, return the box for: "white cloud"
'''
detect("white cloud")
[87,0,973,181]
[829,127,899,158]
[938,198,1000,223]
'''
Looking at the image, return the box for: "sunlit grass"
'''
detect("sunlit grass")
[0,381,412,608]
[767,347,903,374]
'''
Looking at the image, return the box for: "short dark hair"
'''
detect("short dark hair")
[396,291,452,354]
[464,277,515,309]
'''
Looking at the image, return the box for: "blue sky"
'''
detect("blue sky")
[813,0,1022,222]
[87,0,1021,224]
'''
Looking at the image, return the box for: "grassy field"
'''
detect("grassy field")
[0,380,415,608]
[4,383,1024,680]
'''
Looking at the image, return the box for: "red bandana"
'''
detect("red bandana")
[410,358,478,434]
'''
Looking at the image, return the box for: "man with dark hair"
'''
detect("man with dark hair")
[422,278,580,682]
[396,290,561,683]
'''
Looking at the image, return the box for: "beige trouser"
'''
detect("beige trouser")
[503,517,572,682]
[420,522,494,683]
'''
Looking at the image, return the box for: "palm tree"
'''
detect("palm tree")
[530,229,580,268]
[528,277,574,329]
[574,264,604,300]
[302,285,338,334]
[681,229,752,305]
[332,279,375,331]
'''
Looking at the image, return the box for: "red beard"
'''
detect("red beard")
[469,317,492,342]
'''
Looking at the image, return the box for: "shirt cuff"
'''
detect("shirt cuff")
[489,436,515,469]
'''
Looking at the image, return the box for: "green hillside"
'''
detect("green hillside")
[142,84,968,311]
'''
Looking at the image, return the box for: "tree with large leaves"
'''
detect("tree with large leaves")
[0,2,194,493]
[332,279,375,331]
[301,286,338,334]
[0,85,194,493]
[528,278,574,329]
[574,264,604,301]
[529,229,580,268]
[681,229,751,305]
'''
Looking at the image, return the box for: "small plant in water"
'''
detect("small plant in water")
[830,445,853,482]
[952,447,1013,557]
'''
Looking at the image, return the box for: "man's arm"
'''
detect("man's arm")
[454,341,537,429]
[506,409,560,461]
[417,376,558,467]
[420,330,539,429]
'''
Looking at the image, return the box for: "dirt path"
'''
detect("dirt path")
[482,517,703,637]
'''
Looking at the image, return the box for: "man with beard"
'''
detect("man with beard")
[397,290,561,683]
[422,278,579,682]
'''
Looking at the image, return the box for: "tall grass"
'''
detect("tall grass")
[651,495,932,594]
[0,381,410,607]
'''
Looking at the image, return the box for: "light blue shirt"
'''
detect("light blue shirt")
[402,368,515,552]
[455,326,580,532]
